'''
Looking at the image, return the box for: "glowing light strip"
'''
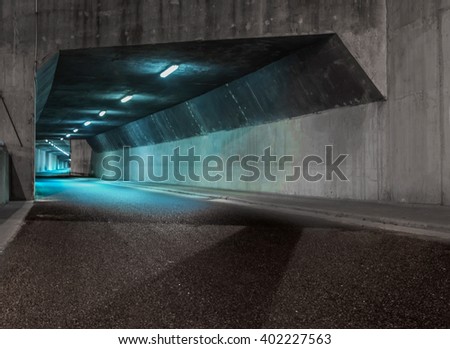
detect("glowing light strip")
[120,95,133,103]
[160,65,179,78]
[52,143,69,157]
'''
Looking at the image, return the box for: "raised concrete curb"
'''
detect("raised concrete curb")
[104,181,450,242]
[211,198,450,243]
[0,201,33,253]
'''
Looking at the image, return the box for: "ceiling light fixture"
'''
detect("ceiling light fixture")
[66,134,71,138]
[83,121,92,126]
[160,65,179,78]
[99,110,106,117]
[120,95,133,103]
[50,143,69,157]
[73,128,79,133]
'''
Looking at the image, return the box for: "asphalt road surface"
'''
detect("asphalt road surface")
[0,178,449,328]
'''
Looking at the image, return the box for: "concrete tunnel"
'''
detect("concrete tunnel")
[0,0,450,330]
[1,0,449,206]
[35,34,383,185]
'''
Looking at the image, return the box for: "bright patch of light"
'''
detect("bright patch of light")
[50,143,69,157]
[160,65,179,78]
[83,121,92,126]
[120,95,133,103]
[99,110,106,117]
[60,138,64,141]
[73,128,79,133]
[66,134,71,138]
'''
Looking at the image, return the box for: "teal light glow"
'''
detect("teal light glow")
[120,95,133,103]
[160,65,179,78]
[99,110,106,117]
[51,143,69,157]
[84,121,92,126]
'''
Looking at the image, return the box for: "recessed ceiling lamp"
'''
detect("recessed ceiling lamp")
[160,65,179,78]
[120,95,133,103]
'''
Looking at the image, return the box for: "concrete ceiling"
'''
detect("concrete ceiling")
[36,139,71,160]
[36,35,325,140]
[89,34,384,152]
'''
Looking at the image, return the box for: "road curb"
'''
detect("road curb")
[103,181,450,242]
[0,201,34,253]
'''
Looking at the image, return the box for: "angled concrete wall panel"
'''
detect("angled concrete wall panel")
[89,35,383,152]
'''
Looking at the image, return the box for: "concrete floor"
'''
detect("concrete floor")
[0,177,449,328]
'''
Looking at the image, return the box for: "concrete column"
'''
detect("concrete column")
[440,8,450,205]
[0,1,36,200]
[0,145,9,205]
[70,139,93,176]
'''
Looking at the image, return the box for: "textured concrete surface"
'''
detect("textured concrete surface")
[0,0,35,200]
[34,0,387,94]
[386,1,450,205]
[4,0,450,209]
[91,1,450,206]
[88,35,383,152]
[0,201,33,253]
[0,177,449,328]
[93,102,385,201]
[70,139,92,176]
[0,145,9,205]
[37,35,331,139]
[0,0,387,200]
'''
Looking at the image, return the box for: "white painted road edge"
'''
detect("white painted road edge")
[96,180,450,243]
[211,199,450,243]
[0,201,33,253]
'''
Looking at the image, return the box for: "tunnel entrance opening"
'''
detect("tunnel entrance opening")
[34,34,383,193]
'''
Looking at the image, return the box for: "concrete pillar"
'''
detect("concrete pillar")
[0,144,9,205]
[0,1,36,200]
[70,139,93,176]
[440,8,450,205]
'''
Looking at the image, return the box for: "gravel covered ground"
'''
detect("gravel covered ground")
[0,178,449,328]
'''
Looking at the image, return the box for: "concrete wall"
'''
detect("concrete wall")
[385,1,450,205]
[92,0,450,206]
[89,35,383,152]
[0,144,9,205]
[1,0,387,200]
[4,0,450,205]
[0,1,36,200]
[93,102,385,201]
[70,139,93,176]
[36,0,386,95]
